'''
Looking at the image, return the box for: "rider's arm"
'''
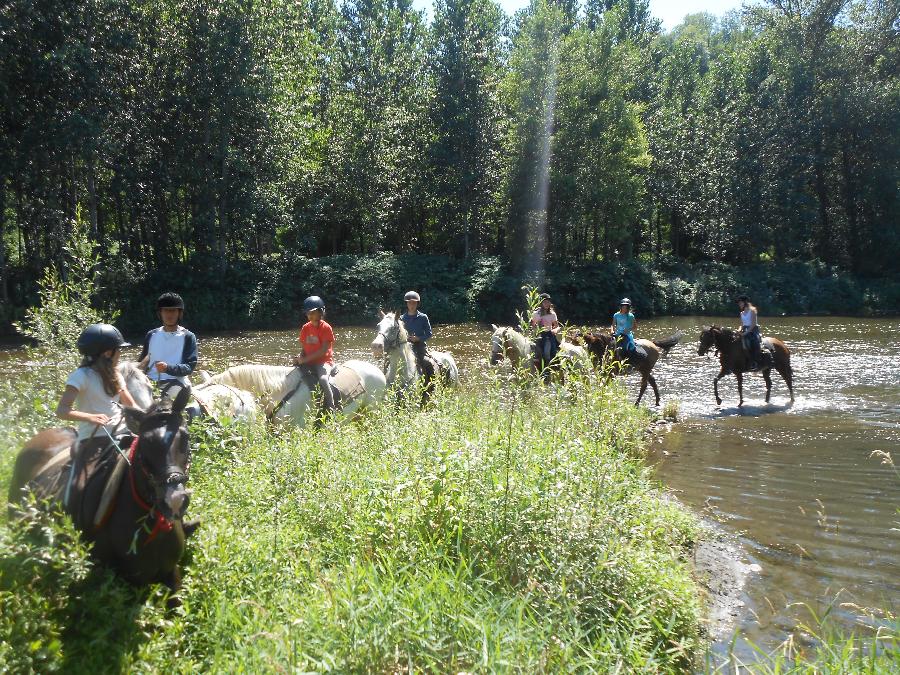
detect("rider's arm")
[56,385,110,426]
[163,331,198,377]
[750,308,758,329]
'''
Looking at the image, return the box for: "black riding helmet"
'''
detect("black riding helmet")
[303,295,325,313]
[77,323,131,357]
[157,292,185,310]
[736,294,750,303]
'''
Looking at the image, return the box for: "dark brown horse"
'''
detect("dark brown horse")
[697,326,794,406]
[7,388,194,595]
[580,330,682,405]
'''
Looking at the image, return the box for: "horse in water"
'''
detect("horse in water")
[697,326,794,407]
[579,330,682,406]
[488,324,589,380]
[202,361,386,427]
[371,312,459,402]
[8,387,195,596]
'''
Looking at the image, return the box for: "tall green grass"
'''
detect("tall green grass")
[1,374,704,671]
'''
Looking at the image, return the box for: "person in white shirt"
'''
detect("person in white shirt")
[737,294,761,370]
[530,293,560,368]
[57,323,138,445]
[138,293,198,396]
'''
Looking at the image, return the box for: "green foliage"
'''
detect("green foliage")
[0,366,704,671]
[723,601,899,673]
[14,210,117,353]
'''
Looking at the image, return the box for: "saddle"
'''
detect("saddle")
[297,364,367,410]
[29,434,131,534]
[741,336,774,372]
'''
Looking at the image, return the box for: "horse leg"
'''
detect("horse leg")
[636,374,648,405]
[713,368,726,406]
[736,372,744,407]
[763,369,773,403]
[648,373,660,406]
[779,364,795,403]
[162,566,183,609]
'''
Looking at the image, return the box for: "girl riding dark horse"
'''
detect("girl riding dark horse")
[697,326,794,407]
[8,388,195,596]
[581,330,681,405]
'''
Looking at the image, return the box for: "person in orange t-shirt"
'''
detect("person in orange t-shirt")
[292,295,336,410]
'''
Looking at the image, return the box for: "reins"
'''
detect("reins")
[268,366,305,419]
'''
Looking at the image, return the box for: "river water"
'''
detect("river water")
[2,316,898,663]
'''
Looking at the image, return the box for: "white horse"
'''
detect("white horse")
[119,361,155,410]
[189,376,258,422]
[370,312,459,399]
[203,362,386,427]
[488,324,590,374]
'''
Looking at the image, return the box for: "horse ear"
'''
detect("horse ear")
[396,308,403,321]
[491,323,498,331]
[122,405,147,433]
[172,384,192,415]
[379,309,385,319]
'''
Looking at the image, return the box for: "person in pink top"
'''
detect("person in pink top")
[530,292,560,368]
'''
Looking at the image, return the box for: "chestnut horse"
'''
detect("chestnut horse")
[697,325,794,406]
[580,330,682,405]
[7,388,195,595]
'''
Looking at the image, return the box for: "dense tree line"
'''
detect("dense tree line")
[1,0,898,315]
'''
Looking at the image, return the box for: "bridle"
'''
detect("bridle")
[378,320,407,353]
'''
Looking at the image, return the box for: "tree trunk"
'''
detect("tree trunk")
[87,153,98,240]
[0,178,7,303]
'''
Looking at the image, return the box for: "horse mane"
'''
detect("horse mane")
[207,364,297,397]
[119,360,151,386]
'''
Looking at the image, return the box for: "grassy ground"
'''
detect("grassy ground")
[1,369,707,672]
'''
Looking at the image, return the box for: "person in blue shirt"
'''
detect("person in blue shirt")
[400,291,433,375]
[611,298,646,361]
[138,293,199,398]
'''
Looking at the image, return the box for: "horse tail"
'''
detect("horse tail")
[652,331,683,357]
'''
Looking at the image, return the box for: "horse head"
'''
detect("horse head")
[371,311,407,358]
[697,325,719,356]
[118,361,154,410]
[582,330,614,366]
[122,387,192,521]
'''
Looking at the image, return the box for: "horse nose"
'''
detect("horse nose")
[166,485,191,517]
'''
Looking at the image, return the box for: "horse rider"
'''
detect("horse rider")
[531,293,560,368]
[611,298,646,362]
[138,292,198,401]
[59,323,139,453]
[293,295,336,412]
[737,294,762,370]
[401,291,434,377]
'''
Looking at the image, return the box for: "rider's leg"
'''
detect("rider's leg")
[315,365,335,410]
[412,340,427,373]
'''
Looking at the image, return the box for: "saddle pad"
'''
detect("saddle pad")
[94,453,127,527]
[331,365,366,402]
[30,446,75,500]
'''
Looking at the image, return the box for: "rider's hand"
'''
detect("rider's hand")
[90,413,111,426]
[154,361,169,373]
[409,335,420,343]
[292,354,304,366]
